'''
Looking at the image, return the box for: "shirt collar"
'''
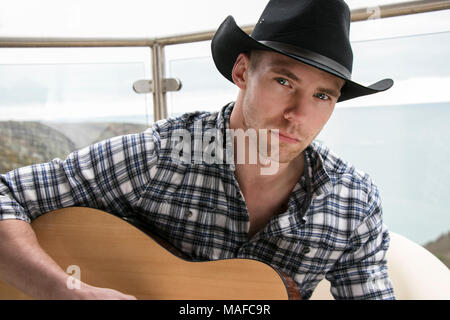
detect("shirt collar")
[216,101,234,133]
[216,102,236,170]
[304,142,335,198]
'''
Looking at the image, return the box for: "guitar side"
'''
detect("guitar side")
[0,207,301,300]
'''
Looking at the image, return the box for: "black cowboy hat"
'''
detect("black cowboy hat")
[211,0,393,102]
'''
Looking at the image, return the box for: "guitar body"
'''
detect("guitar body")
[0,207,300,300]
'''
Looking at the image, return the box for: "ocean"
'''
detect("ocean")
[317,101,450,245]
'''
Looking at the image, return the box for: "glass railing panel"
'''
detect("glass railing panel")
[0,47,153,173]
[165,41,238,118]
[317,12,450,266]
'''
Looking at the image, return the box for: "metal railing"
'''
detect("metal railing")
[1,0,449,121]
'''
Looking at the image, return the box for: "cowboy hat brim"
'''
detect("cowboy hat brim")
[211,16,393,102]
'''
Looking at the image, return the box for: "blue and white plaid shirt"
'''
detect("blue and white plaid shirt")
[0,102,395,300]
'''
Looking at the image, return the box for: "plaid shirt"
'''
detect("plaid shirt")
[0,102,395,300]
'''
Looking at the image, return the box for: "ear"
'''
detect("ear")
[231,53,250,89]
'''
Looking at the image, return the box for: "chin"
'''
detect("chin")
[264,148,302,164]
[280,139,305,155]
[258,134,306,163]
[277,154,300,164]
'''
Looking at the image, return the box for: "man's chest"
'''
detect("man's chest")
[244,191,290,239]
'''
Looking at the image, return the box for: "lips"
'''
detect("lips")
[271,130,300,144]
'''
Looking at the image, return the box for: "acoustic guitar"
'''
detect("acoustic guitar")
[0,207,301,300]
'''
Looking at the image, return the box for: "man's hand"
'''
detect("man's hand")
[66,282,137,300]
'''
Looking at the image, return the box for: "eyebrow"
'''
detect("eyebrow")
[271,66,342,98]
[271,67,300,82]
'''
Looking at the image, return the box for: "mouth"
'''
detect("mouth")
[271,130,300,144]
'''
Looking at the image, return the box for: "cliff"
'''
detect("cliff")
[424,231,450,269]
[0,121,76,173]
[0,120,148,174]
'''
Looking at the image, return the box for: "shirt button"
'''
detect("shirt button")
[302,247,311,254]
[185,210,193,218]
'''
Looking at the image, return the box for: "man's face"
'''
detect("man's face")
[231,50,345,164]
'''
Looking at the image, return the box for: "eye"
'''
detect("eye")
[275,77,290,87]
[314,92,330,101]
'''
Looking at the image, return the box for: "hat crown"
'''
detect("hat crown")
[251,0,353,73]
[210,0,393,102]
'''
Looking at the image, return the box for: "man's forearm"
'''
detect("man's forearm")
[0,219,72,299]
[0,219,137,300]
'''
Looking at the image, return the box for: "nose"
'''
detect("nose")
[283,92,311,124]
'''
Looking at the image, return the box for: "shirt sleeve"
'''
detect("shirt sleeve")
[0,128,158,223]
[325,180,396,300]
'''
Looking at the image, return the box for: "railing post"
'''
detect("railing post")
[151,42,167,121]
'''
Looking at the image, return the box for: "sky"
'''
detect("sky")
[0,1,450,120]
[0,0,437,38]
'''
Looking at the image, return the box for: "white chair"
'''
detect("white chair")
[310,231,450,300]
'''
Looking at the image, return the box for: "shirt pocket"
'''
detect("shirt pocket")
[275,234,345,273]
[153,197,217,260]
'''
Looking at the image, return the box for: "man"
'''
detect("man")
[0,0,395,299]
